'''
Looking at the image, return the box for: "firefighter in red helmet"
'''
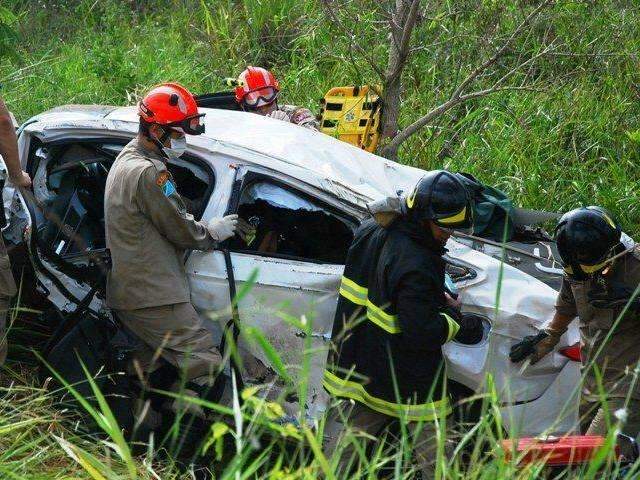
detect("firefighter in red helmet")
[235,66,319,131]
[105,83,251,413]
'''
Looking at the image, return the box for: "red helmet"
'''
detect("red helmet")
[234,66,280,108]
[138,82,205,135]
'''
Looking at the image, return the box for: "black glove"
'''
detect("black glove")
[455,313,484,345]
[509,327,567,364]
[587,282,640,311]
[509,332,548,363]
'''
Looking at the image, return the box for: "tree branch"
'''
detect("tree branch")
[381,0,555,159]
[449,0,554,100]
[384,85,543,156]
[391,0,421,79]
[320,0,386,80]
[380,0,422,140]
[491,38,560,89]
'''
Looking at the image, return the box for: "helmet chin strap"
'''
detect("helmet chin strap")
[148,125,172,159]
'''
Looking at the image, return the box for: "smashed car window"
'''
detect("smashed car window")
[30,140,213,261]
[229,180,356,264]
[36,144,110,256]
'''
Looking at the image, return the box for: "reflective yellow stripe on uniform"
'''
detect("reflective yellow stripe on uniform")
[339,276,367,306]
[442,312,460,342]
[323,370,451,421]
[339,276,400,334]
[340,276,458,337]
[365,300,400,334]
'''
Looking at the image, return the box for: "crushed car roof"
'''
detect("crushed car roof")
[29,105,426,202]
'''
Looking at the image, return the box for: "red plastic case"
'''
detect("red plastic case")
[500,435,619,466]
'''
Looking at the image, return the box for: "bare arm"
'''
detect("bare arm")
[0,97,31,187]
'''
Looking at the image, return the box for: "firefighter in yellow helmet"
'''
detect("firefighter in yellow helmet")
[511,207,640,439]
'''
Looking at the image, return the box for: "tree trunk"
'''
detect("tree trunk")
[379,0,420,161]
[380,47,403,156]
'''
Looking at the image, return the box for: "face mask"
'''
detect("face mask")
[162,136,187,160]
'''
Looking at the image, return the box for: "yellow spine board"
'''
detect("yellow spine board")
[319,85,382,153]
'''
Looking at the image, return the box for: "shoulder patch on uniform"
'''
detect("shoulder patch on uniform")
[156,171,171,187]
[162,180,176,197]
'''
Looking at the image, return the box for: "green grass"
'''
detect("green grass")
[3,311,639,479]
[2,0,640,477]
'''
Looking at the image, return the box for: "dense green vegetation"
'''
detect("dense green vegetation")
[1,0,640,478]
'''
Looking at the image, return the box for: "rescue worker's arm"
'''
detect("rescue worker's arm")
[136,166,216,251]
[274,107,319,131]
[395,271,463,350]
[292,108,320,131]
[509,277,576,363]
[0,97,30,187]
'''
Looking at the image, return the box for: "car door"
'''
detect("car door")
[187,165,363,419]
[443,238,581,434]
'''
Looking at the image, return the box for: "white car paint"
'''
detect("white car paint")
[5,105,580,435]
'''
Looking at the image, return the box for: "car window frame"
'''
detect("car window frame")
[224,169,359,265]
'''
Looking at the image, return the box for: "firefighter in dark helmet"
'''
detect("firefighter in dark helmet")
[322,170,485,478]
[510,206,640,438]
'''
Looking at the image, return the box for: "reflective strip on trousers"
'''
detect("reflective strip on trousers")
[323,370,451,421]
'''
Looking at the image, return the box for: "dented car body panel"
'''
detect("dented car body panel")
[5,106,580,435]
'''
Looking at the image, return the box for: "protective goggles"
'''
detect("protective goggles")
[165,114,206,135]
[242,86,279,108]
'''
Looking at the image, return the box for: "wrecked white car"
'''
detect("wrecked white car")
[3,105,581,436]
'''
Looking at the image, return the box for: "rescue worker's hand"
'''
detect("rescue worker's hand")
[445,292,462,311]
[207,214,239,242]
[455,313,485,345]
[267,110,291,122]
[509,327,565,364]
[588,282,640,311]
[9,170,31,188]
